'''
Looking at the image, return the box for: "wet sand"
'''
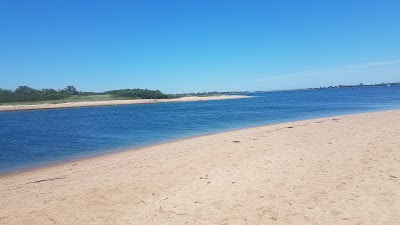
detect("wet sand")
[0,110,399,224]
[0,95,250,112]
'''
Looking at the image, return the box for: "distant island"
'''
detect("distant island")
[0,86,236,105]
[249,81,400,94]
[0,86,251,111]
[302,81,400,91]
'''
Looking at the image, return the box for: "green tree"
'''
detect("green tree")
[65,85,78,95]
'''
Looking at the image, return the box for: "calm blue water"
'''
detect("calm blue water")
[1,86,400,173]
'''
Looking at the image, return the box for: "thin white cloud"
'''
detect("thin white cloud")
[257,59,400,81]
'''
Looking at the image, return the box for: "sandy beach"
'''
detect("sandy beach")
[0,110,399,224]
[0,95,250,112]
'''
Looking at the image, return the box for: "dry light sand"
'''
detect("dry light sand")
[0,110,399,225]
[0,95,250,112]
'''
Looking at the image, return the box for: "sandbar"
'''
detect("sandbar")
[0,95,250,112]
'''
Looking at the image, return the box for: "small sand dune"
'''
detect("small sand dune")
[0,95,250,112]
[0,110,399,224]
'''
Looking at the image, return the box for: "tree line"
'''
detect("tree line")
[105,89,170,99]
[0,86,171,103]
[0,86,78,103]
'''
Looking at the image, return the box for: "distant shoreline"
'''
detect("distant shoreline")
[0,95,251,112]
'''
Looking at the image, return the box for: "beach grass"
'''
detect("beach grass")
[0,94,219,106]
[0,94,126,105]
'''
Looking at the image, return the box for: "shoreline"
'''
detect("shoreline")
[0,109,391,177]
[1,110,399,224]
[0,95,250,112]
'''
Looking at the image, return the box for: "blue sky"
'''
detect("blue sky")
[1,0,399,93]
